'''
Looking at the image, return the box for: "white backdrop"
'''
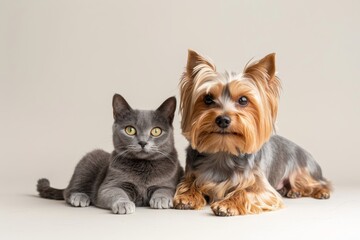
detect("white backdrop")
[1,0,359,194]
[1,1,360,240]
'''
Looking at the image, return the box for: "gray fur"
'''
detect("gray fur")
[149,188,174,209]
[257,135,325,189]
[69,193,90,207]
[37,95,183,214]
[186,135,328,192]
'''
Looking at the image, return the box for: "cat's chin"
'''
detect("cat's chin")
[130,150,165,161]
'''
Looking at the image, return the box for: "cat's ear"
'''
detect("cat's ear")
[112,94,132,119]
[157,96,177,124]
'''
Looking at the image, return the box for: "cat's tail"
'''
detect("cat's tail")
[37,178,65,200]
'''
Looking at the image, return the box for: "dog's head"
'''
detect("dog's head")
[179,50,281,155]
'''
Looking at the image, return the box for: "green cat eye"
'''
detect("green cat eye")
[125,126,136,136]
[150,127,162,137]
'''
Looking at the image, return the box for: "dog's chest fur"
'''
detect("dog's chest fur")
[188,148,254,184]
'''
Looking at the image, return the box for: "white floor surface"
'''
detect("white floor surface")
[1,184,359,240]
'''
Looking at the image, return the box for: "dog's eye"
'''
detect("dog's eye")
[204,94,215,105]
[238,96,248,106]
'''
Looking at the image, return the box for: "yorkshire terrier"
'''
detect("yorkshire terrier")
[173,50,332,216]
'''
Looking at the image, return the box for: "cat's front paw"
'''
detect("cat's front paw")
[69,193,90,207]
[149,196,173,209]
[112,200,135,214]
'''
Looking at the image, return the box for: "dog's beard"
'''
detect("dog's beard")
[186,106,273,155]
[192,131,244,155]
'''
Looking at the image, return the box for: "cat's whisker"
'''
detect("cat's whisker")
[151,149,173,161]
[112,150,132,163]
[114,145,138,151]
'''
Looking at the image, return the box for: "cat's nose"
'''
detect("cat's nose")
[138,141,148,148]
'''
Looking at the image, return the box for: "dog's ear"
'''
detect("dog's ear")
[180,50,216,137]
[244,53,280,96]
[112,94,132,120]
[186,49,216,77]
[244,53,281,122]
[244,53,276,84]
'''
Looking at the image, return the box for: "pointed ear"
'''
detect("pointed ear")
[244,53,276,82]
[112,94,132,119]
[244,53,280,121]
[157,96,177,124]
[186,49,216,76]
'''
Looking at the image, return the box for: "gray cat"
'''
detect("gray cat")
[37,94,183,214]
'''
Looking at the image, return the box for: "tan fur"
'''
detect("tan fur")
[173,173,207,210]
[211,185,283,216]
[180,50,281,155]
[287,168,332,199]
[175,50,285,216]
[180,50,217,138]
[174,167,284,216]
[243,53,281,122]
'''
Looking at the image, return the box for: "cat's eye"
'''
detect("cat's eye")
[238,96,248,106]
[125,126,137,135]
[204,94,215,105]
[150,127,162,137]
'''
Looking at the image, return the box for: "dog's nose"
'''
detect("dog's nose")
[138,141,147,148]
[215,115,231,128]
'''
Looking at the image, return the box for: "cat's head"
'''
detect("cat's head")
[112,94,177,160]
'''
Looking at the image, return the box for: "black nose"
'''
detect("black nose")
[138,141,147,148]
[215,115,231,128]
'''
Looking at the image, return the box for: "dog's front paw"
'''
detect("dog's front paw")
[112,200,135,214]
[211,199,240,216]
[173,192,206,210]
[313,190,330,199]
[150,196,173,209]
